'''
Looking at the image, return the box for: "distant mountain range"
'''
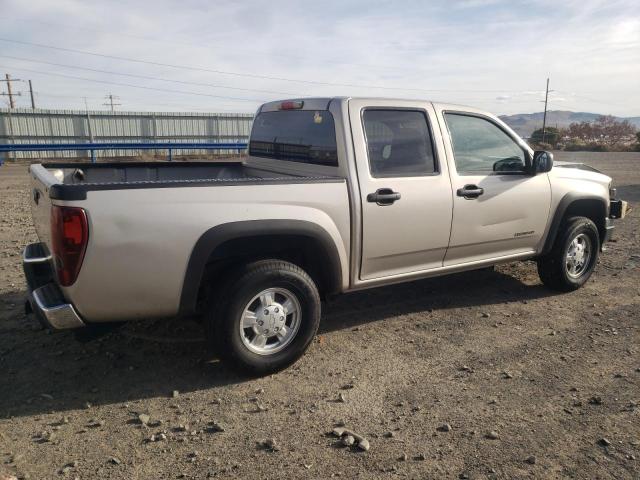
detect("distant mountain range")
[499,110,640,138]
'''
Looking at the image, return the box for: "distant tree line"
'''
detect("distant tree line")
[529,116,639,152]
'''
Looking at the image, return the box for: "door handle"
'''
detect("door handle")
[457,184,484,199]
[367,188,401,206]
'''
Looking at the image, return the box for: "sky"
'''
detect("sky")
[0,0,638,116]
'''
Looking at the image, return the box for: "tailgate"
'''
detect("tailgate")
[29,164,58,247]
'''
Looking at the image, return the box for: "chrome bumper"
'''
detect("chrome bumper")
[23,242,85,330]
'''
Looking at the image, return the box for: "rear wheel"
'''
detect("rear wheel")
[537,216,600,291]
[206,260,321,375]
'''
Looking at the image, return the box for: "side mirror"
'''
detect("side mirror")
[531,150,553,174]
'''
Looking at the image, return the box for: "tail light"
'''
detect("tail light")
[279,100,304,110]
[51,206,89,286]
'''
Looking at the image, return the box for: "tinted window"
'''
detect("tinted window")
[249,110,338,166]
[363,110,436,177]
[445,113,526,174]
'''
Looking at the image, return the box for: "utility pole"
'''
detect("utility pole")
[103,93,121,112]
[541,77,550,144]
[28,80,36,109]
[0,74,22,109]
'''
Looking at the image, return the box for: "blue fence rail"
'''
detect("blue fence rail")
[0,142,249,164]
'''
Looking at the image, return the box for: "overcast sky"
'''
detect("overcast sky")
[0,0,638,116]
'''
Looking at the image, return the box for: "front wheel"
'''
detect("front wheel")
[537,216,600,292]
[206,260,321,375]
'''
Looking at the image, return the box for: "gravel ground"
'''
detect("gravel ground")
[0,152,638,480]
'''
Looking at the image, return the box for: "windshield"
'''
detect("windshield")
[249,110,339,166]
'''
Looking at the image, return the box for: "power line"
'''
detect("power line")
[2,16,410,73]
[0,55,307,97]
[0,64,266,103]
[0,37,542,94]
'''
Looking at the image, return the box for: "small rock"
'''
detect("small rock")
[437,423,452,432]
[589,396,603,405]
[332,427,346,437]
[207,422,226,433]
[414,453,426,461]
[384,431,395,438]
[255,388,264,394]
[399,453,408,461]
[40,430,56,442]
[481,312,491,318]
[486,431,499,440]
[598,438,611,447]
[460,365,473,372]
[337,393,346,403]
[502,371,513,379]
[260,438,280,452]
[357,438,370,452]
[172,390,180,398]
[109,457,121,465]
[138,414,150,425]
[525,455,536,464]
[341,435,355,446]
[341,383,355,390]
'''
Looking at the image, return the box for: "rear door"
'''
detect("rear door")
[437,108,552,265]
[348,99,453,280]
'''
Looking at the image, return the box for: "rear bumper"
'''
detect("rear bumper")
[23,242,85,330]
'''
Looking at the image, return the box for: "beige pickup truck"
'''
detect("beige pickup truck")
[23,97,627,374]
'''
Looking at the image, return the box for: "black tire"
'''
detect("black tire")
[537,216,600,292]
[206,259,321,375]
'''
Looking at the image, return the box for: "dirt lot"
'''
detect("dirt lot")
[0,152,638,480]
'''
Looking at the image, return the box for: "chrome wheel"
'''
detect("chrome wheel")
[565,233,592,278]
[239,288,301,355]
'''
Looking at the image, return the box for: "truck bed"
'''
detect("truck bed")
[34,160,341,201]
[28,159,350,322]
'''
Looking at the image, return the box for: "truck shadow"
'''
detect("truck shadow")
[0,265,555,418]
[320,264,555,333]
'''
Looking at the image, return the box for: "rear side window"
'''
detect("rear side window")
[249,110,338,166]
[362,109,436,178]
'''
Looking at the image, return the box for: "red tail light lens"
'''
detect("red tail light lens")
[279,100,304,110]
[51,206,89,286]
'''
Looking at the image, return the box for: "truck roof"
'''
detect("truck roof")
[258,97,488,116]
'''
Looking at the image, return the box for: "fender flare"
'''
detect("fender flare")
[540,193,608,256]
[178,220,343,316]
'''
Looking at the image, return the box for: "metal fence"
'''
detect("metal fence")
[0,108,254,160]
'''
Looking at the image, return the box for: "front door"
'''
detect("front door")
[348,99,453,280]
[438,110,551,265]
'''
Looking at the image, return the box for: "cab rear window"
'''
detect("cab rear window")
[249,110,339,166]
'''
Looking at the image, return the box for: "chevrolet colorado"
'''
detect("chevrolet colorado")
[22,97,628,374]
